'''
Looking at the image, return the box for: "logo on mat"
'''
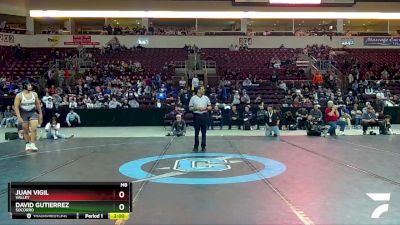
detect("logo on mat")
[119,153,286,185]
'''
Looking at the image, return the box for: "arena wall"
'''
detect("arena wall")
[1,32,399,49]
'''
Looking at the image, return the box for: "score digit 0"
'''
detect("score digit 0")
[119,191,125,199]
[119,203,125,211]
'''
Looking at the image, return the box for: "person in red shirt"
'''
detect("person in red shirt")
[313,72,324,86]
[325,101,346,136]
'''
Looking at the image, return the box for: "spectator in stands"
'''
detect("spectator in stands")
[179,77,186,88]
[69,97,78,109]
[375,94,385,116]
[15,44,23,60]
[296,107,309,130]
[0,106,16,128]
[43,96,54,124]
[109,97,122,109]
[362,105,379,135]
[270,70,279,87]
[243,106,254,130]
[309,104,322,121]
[351,104,363,129]
[278,81,287,92]
[45,116,73,140]
[210,105,223,130]
[228,105,241,130]
[232,90,241,105]
[242,78,252,87]
[66,109,81,127]
[339,105,352,128]
[128,98,139,108]
[281,111,296,130]
[192,74,200,90]
[325,101,346,136]
[365,85,374,95]
[256,104,266,130]
[241,90,251,104]
[265,106,280,137]
[380,115,392,135]
[313,72,324,86]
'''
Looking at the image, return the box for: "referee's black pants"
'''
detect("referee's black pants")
[194,113,208,148]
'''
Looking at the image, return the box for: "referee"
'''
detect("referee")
[189,86,211,152]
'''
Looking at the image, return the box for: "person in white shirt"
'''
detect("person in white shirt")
[109,97,122,109]
[189,86,211,152]
[242,78,252,87]
[179,77,186,88]
[128,98,139,108]
[69,98,78,109]
[191,74,199,89]
[45,116,73,140]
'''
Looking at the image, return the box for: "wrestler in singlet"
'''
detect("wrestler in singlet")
[14,80,42,151]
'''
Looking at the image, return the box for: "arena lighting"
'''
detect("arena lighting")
[270,0,321,4]
[30,10,400,19]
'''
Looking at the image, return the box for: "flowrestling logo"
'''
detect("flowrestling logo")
[119,153,286,185]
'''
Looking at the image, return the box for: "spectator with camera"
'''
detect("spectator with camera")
[296,107,309,130]
[167,114,186,137]
[281,111,296,130]
[325,101,346,136]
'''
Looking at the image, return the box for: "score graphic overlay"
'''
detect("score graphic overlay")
[8,182,131,220]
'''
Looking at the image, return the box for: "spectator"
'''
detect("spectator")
[66,109,81,127]
[128,98,139,108]
[270,71,279,86]
[325,101,346,136]
[210,105,223,130]
[109,97,122,109]
[232,90,241,105]
[241,90,251,104]
[281,111,296,130]
[169,114,186,137]
[179,77,186,88]
[243,106,253,130]
[45,116,73,139]
[228,105,241,130]
[192,74,199,89]
[350,104,363,129]
[242,78,252,87]
[309,104,322,121]
[374,94,385,116]
[339,105,352,128]
[0,106,16,128]
[296,107,309,130]
[265,106,280,137]
[313,72,324,86]
[379,115,392,135]
[362,105,379,135]
[256,104,266,130]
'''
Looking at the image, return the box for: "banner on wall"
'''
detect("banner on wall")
[0,33,15,44]
[239,37,252,47]
[48,36,60,47]
[340,38,354,46]
[64,35,100,46]
[364,37,400,46]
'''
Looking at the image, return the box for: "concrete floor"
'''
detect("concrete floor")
[1,129,400,225]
